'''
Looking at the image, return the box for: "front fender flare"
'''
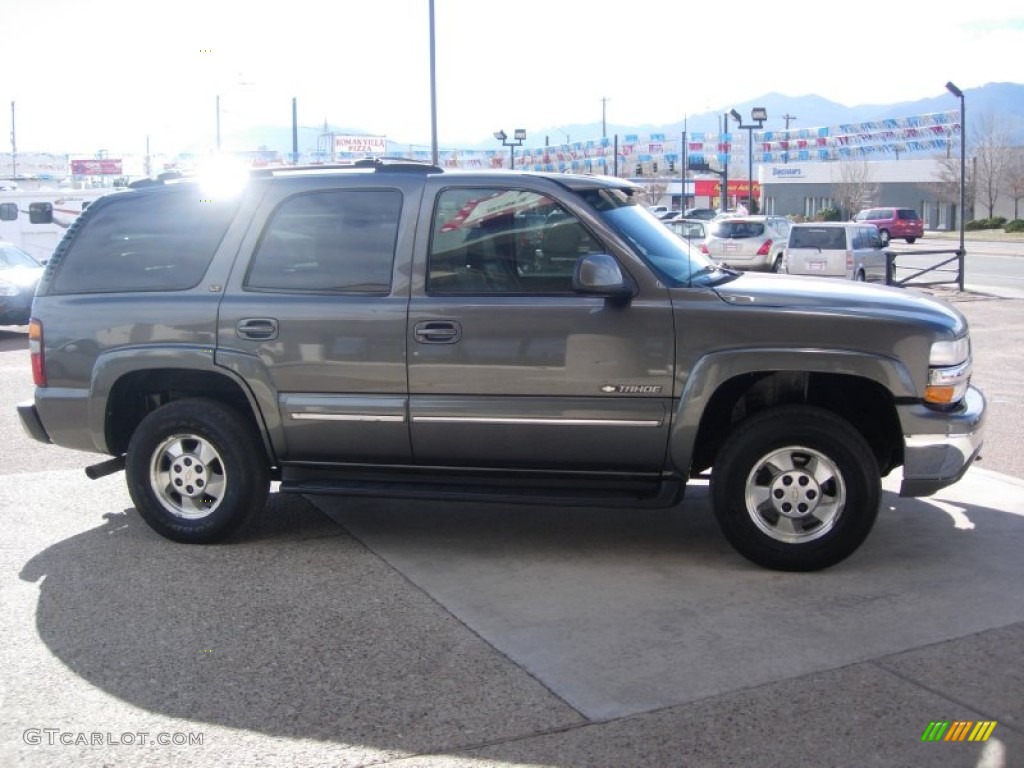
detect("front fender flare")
[668,347,915,474]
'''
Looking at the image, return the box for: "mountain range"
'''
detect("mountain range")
[217,82,1024,157]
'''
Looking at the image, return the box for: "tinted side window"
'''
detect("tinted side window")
[51,187,239,294]
[427,188,600,294]
[246,189,401,293]
[897,209,920,220]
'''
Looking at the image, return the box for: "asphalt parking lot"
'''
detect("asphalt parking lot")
[1,286,1022,768]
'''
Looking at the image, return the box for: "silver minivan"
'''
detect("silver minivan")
[783,222,888,282]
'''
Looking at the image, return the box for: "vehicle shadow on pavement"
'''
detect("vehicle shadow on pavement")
[15,490,582,761]
[14,477,1024,762]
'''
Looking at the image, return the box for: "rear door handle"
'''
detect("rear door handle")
[414,320,462,344]
[237,318,279,340]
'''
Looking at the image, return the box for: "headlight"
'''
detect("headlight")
[926,337,971,405]
[929,337,970,366]
[0,279,19,297]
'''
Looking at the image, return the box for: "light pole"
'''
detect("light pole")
[494,129,526,169]
[946,81,966,290]
[730,107,767,213]
[721,112,729,211]
[429,0,438,165]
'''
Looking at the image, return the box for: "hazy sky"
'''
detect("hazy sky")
[4,0,1022,155]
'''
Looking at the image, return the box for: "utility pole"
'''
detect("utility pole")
[601,96,609,138]
[782,113,797,130]
[10,101,16,178]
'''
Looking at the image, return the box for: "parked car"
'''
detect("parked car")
[783,222,889,282]
[17,159,984,572]
[0,240,45,325]
[656,210,682,220]
[683,207,718,220]
[701,215,792,272]
[663,217,707,249]
[853,207,924,245]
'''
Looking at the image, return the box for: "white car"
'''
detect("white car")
[783,222,889,282]
[701,215,792,272]
[663,217,707,250]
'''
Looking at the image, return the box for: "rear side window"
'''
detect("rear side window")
[51,187,240,294]
[896,209,920,220]
[246,189,401,293]
[789,227,846,250]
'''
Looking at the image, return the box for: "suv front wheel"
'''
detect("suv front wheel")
[710,405,880,571]
[126,398,270,543]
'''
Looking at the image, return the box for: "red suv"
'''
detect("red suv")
[853,207,923,245]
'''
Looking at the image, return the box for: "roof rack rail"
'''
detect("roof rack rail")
[351,157,443,173]
[127,170,191,188]
[248,158,444,177]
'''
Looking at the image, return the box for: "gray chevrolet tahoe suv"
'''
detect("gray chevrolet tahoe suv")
[17,159,985,571]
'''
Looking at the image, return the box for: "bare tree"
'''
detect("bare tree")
[831,161,878,219]
[933,133,977,222]
[642,180,670,208]
[971,111,1015,219]
[1003,148,1024,221]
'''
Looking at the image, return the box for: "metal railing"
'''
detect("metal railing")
[885,248,965,292]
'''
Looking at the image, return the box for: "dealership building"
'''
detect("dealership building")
[755,157,959,229]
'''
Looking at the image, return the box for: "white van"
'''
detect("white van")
[783,222,888,282]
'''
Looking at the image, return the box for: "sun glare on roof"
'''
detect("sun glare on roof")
[197,155,250,200]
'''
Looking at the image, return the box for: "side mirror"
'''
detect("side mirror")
[572,254,634,299]
[29,202,54,225]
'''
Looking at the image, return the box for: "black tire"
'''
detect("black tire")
[878,229,891,246]
[905,237,917,244]
[771,254,783,273]
[126,398,270,544]
[710,405,880,571]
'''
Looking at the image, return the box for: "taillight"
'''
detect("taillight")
[29,319,46,387]
[700,243,710,255]
[756,239,773,256]
[846,250,854,271]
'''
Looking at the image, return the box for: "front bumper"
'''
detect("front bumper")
[899,385,985,497]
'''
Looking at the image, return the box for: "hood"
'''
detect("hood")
[711,272,967,336]
[0,265,45,290]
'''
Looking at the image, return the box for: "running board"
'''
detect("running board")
[280,470,685,509]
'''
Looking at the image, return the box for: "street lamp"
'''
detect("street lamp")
[730,107,767,213]
[946,81,966,290]
[494,128,526,169]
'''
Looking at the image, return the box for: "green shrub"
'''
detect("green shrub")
[1005,219,1024,233]
[815,207,841,222]
[965,218,1005,231]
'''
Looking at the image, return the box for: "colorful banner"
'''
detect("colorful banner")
[397,110,961,171]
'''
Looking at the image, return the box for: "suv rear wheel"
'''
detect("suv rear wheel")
[710,405,880,571]
[878,229,891,246]
[126,398,270,543]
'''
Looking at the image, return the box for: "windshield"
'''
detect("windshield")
[0,244,41,269]
[577,188,728,287]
